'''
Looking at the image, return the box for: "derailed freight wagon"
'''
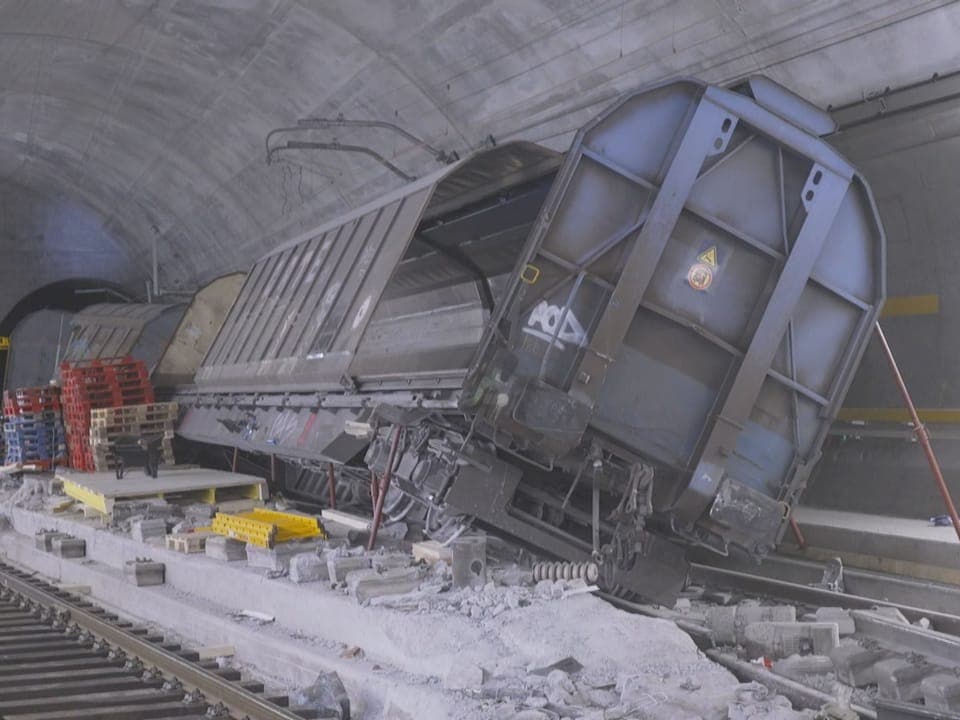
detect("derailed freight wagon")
[179,76,885,603]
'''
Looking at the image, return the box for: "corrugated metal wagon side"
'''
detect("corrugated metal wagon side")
[461,77,885,557]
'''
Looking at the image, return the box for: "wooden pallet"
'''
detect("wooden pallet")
[58,467,269,516]
[165,531,216,554]
[90,402,178,423]
[89,424,175,442]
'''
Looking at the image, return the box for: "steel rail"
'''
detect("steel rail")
[690,563,960,637]
[0,560,302,720]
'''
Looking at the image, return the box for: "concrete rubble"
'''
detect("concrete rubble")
[131,517,167,543]
[205,535,247,562]
[2,473,943,719]
[124,558,165,586]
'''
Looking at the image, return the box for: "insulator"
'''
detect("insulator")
[531,560,600,584]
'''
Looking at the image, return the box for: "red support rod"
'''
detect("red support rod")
[327,462,337,510]
[367,425,403,551]
[875,323,960,543]
[789,517,806,550]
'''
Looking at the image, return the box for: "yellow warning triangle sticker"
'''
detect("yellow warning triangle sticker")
[697,246,718,268]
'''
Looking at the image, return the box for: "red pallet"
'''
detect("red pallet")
[60,357,157,471]
[3,387,63,416]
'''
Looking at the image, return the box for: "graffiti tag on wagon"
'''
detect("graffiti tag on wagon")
[522,301,587,350]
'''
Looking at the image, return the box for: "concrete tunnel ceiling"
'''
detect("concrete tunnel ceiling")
[2,0,960,316]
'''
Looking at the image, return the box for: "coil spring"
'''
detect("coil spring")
[531,560,600,584]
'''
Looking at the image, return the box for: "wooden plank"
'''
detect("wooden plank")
[321,508,372,531]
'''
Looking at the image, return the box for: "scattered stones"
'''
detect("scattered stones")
[444,662,487,691]
[727,682,811,720]
[529,656,584,676]
[291,671,350,719]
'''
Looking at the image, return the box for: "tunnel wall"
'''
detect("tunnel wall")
[805,99,960,518]
[0,181,142,323]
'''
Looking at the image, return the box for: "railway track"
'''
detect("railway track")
[0,560,318,720]
[606,555,960,720]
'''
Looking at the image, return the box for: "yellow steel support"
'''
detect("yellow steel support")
[210,509,327,548]
[62,479,111,515]
[880,294,939,318]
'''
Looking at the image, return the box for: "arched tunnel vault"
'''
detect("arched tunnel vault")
[3,0,960,323]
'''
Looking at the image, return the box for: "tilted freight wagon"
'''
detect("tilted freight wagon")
[179,75,885,603]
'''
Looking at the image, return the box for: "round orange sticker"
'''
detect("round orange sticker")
[687,263,713,291]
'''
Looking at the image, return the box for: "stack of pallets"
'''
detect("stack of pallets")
[88,402,177,472]
[60,357,155,471]
[2,387,67,469]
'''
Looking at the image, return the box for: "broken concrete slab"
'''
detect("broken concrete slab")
[34,530,68,551]
[874,657,931,702]
[124,560,165,586]
[246,541,322,572]
[369,552,413,573]
[327,554,372,584]
[51,536,85,558]
[443,661,486,691]
[922,672,960,711]
[813,607,855,636]
[742,621,839,659]
[412,540,453,565]
[829,641,887,686]
[706,604,797,645]
[112,498,175,523]
[291,671,351,718]
[184,503,215,521]
[771,654,835,682]
[131,518,167,544]
[205,535,247,562]
[346,567,423,604]
[289,552,329,584]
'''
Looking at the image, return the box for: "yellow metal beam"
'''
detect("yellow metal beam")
[881,294,939,318]
[61,479,110,515]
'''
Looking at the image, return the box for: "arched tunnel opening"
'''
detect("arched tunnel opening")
[0,278,134,393]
